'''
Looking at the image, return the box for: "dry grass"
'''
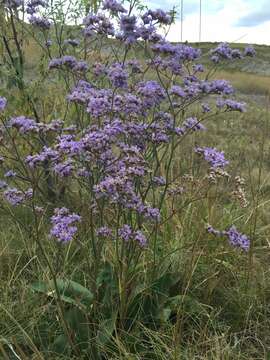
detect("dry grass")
[213,70,270,95]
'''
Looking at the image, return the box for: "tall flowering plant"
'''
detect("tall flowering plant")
[0,0,254,356]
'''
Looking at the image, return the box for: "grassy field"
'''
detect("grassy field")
[1,32,270,359]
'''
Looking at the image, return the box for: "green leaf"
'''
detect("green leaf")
[50,334,70,355]
[31,279,94,308]
[164,295,212,318]
[97,314,117,346]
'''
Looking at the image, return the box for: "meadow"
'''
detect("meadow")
[0,1,270,359]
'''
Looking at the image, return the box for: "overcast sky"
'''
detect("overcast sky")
[146,0,270,44]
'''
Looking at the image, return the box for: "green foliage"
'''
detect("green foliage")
[31,278,94,309]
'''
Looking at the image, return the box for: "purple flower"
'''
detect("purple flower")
[29,15,51,30]
[41,119,64,133]
[152,176,166,186]
[119,15,138,43]
[9,116,39,134]
[152,42,177,55]
[143,207,161,222]
[0,97,7,111]
[27,0,47,7]
[137,80,165,108]
[108,63,128,88]
[207,224,250,251]
[183,117,206,132]
[83,14,115,37]
[25,147,59,168]
[226,226,250,251]
[202,103,211,113]
[62,55,77,68]
[93,62,107,77]
[50,207,81,243]
[217,99,246,112]
[77,168,91,177]
[4,170,16,178]
[49,58,63,69]
[86,91,112,117]
[136,24,156,41]
[48,58,63,69]
[127,59,142,73]
[67,80,93,104]
[211,55,220,63]
[211,42,232,60]
[206,224,223,236]
[195,147,229,168]
[3,187,32,206]
[49,56,85,71]
[26,0,47,14]
[118,225,147,247]
[53,160,74,177]
[74,61,89,72]
[96,226,113,238]
[134,230,147,247]
[0,180,8,189]
[244,45,256,57]
[103,0,127,14]
[170,85,186,98]
[45,39,52,47]
[142,9,172,25]
[119,224,133,242]
[207,80,234,95]
[193,64,204,72]
[231,49,242,59]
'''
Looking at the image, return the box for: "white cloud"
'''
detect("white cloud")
[163,0,270,44]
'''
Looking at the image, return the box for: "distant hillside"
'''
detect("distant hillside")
[192,42,270,76]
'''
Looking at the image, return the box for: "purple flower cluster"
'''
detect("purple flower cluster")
[83,13,115,37]
[119,15,138,43]
[4,170,17,178]
[49,56,88,72]
[0,180,8,189]
[3,187,33,206]
[108,63,128,88]
[210,43,255,63]
[244,45,256,57]
[142,9,172,25]
[207,224,250,251]
[119,225,147,247]
[182,117,206,132]
[25,146,59,168]
[53,159,74,177]
[26,0,47,14]
[103,0,126,14]
[9,117,63,135]
[226,226,250,251]
[29,15,51,30]
[195,147,229,168]
[9,116,39,134]
[0,97,7,112]
[137,81,166,108]
[50,208,81,243]
[217,99,246,112]
[96,226,113,238]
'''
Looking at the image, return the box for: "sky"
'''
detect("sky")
[147,0,270,45]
